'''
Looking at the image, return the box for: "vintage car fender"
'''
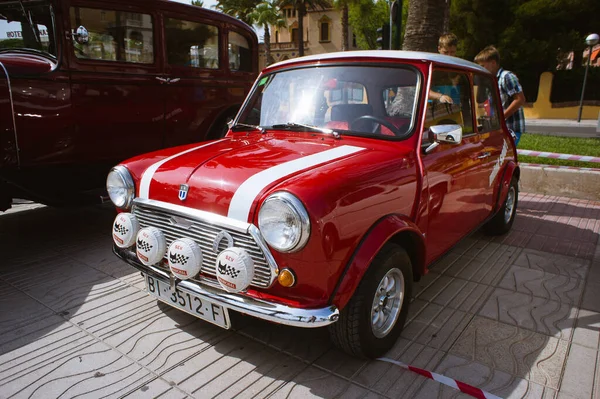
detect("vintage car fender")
[329,214,426,310]
[494,160,520,213]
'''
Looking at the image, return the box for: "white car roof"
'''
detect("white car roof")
[267,50,489,74]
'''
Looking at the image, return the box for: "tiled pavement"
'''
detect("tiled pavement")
[0,193,599,399]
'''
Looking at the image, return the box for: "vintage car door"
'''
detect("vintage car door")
[66,2,165,165]
[473,73,509,213]
[421,69,492,263]
[160,12,255,146]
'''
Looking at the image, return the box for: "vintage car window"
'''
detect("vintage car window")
[228,31,252,72]
[423,70,474,144]
[70,7,154,64]
[165,18,219,69]
[473,74,501,132]
[0,1,57,58]
[237,65,418,138]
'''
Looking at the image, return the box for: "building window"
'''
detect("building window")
[320,22,330,42]
[291,28,298,43]
[275,30,279,43]
[352,33,357,47]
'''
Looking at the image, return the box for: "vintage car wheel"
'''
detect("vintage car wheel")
[329,243,412,358]
[483,176,518,235]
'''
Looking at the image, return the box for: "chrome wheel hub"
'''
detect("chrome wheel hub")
[371,268,405,338]
[504,186,516,224]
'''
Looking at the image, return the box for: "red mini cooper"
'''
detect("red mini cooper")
[110,51,519,358]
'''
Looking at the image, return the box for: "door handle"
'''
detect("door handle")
[155,77,168,83]
[169,78,181,83]
[477,152,491,159]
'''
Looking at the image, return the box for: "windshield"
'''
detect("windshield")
[237,65,420,138]
[0,0,56,58]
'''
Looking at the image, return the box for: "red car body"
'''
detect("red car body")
[111,51,519,357]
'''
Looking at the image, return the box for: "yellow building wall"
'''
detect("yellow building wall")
[524,72,600,120]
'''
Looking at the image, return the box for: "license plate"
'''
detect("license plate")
[145,274,230,329]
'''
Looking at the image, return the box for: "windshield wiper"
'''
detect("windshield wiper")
[229,123,266,133]
[270,122,340,138]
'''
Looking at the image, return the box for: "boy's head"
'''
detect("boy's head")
[438,33,458,56]
[475,45,501,74]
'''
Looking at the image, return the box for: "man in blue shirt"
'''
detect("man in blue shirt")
[475,46,526,145]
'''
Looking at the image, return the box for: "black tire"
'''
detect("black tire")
[329,243,413,358]
[483,176,518,235]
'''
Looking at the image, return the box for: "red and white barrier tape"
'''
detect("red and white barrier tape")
[517,149,600,164]
[519,162,600,171]
[377,358,502,399]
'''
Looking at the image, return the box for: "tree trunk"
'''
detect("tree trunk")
[264,25,273,65]
[402,0,445,52]
[297,3,305,57]
[442,0,450,34]
[341,3,349,51]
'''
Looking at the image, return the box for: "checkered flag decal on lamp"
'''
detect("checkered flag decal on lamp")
[114,222,128,235]
[218,262,240,278]
[169,252,189,266]
[137,238,153,252]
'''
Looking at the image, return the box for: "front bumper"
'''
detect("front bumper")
[114,245,340,328]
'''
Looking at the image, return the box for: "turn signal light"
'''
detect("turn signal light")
[278,268,296,287]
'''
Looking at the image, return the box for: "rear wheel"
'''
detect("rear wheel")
[329,243,412,358]
[483,176,518,235]
[207,110,238,140]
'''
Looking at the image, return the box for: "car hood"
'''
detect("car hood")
[138,133,373,223]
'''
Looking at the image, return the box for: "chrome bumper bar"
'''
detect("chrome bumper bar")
[114,245,339,328]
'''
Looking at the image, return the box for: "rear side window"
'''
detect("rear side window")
[70,7,154,64]
[473,74,501,132]
[165,18,219,69]
[228,31,252,72]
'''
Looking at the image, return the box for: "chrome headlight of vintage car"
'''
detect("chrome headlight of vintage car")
[106,165,135,209]
[258,192,310,253]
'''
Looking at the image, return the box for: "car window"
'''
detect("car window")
[228,31,252,72]
[1,1,57,58]
[70,7,154,64]
[423,70,473,143]
[473,74,501,132]
[165,18,219,69]
[237,65,419,138]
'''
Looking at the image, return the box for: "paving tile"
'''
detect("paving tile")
[581,280,600,313]
[450,316,569,389]
[479,288,576,340]
[412,271,443,297]
[499,265,585,305]
[0,314,65,349]
[401,300,474,350]
[0,286,55,338]
[0,341,150,399]
[238,318,332,363]
[572,309,600,350]
[413,354,557,399]
[513,249,590,279]
[417,274,494,313]
[559,343,597,398]
[269,366,381,399]
[124,379,188,399]
[443,248,516,286]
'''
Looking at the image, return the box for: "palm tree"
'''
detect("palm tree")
[333,0,350,51]
[248,1,287,65]
[215,0,261,25]
[402,0,445,51]
[191,0,204,6]
[278,0,331,57]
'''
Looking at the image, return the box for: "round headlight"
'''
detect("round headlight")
[258,192,310,253]
[107,165,135,209]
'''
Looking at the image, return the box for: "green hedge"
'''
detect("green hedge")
[550,68,600,103]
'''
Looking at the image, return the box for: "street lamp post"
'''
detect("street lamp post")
[577,33,599,123]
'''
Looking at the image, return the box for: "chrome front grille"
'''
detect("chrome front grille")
[132,202,274,288]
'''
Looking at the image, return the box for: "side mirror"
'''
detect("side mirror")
[424,124,463,154]
[74,26,89,44]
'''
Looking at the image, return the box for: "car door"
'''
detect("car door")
[67,2,165,166]
[473,73,508,214]
[421,69,490,263]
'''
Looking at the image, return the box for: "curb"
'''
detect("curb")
[520,164,600,201]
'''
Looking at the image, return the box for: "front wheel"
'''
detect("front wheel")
[329,243,412,358]
[483,176,518,235]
